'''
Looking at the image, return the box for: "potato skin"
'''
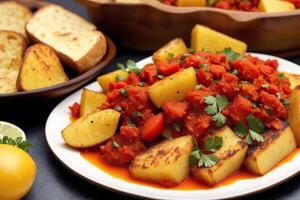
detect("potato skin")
[191,24,247,54]
[62,109,120,148]
[97,69,128,92]
[288,87,300,145]
[152,38,188,63]
[129,135,194,187]
[244,124,296,175]
[148,67,197,107]
[192,126,248,185]
[80,89,107,117]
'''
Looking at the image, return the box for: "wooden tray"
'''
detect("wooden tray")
[77,0,300,57]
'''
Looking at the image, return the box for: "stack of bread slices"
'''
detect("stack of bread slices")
[0,1,107,93]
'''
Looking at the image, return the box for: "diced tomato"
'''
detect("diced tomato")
[240,83,258,101]
[185,87,213,110]
[158,61,180,76]
[197,68,213,86]
[127,73,141,85]
[162,101,188,121]
[127,86,149,109]
[214,73,238,99]
[209,64,226,79]
[69,102,80,120]
[141,113,165,141]
[185,112,211,140]
[223,94,253,125]
[181,54,201,68]
[258,91,287,119]
[109,81,127,90]
[140,64,158,84]
[233,60,260,81]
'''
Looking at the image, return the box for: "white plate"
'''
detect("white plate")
[46,53,300,200]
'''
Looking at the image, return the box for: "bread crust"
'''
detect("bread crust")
[25,5,107,74]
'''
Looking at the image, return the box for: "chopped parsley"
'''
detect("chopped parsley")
[195,84,202,91]
[174,123,181,132]
[188,48,195,54]
[234,115,266,145]
[204,136,223,152]
[134,111,142,118]
[0,136,32,152]
[168,52,175,59]
[232,69,239,75]
[116,75,126,82]
[119,88,128,98]
[222,48,244,62]
[204,95,229,127]
[189,137,220,168]
[282,99,289,106]
[114,106,123,111]
[117,59,141,74]
[278,73,285,80]
[112,140,120,148]
[138,82,145,87]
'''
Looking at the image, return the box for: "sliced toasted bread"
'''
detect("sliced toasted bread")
[0,30,26,93]
[0,30,27,70]
[0,68,18,93]
[26,5,107,74]
[0,1,32,36]
[17,44,69,91]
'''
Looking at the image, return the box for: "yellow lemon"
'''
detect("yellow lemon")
[0,144,36,200]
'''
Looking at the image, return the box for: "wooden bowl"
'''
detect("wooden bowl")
[77,0,300,57]
[0,0,116,104]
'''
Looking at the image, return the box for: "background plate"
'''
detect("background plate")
[46,53,300,200]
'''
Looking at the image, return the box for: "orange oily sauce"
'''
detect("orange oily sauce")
[81,148,300,190]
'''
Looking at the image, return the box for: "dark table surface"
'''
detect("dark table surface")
[3,1,300,200]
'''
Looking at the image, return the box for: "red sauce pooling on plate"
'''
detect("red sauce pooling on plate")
[80,148,300,190]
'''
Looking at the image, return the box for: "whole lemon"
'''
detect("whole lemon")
[0,144,36,200]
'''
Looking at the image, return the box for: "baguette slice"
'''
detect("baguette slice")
[17,44,69,91]
[26,5,107,74]
[0,31,27,93]
[0,1,32,36]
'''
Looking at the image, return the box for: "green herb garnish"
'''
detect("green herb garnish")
[204,95,229,127]
[222,48,244,62]
[114,106,123,111]
[134,111,142,118]
[278,73,285,80]
[117,59,141,74]
[204,136,223,152]
[119,88,128,98]
[0,136,32,152]
[112,140,120,148]
[174,123,181,132]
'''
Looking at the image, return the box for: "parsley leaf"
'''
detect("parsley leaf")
[114,106,123,111]
[201,154,219,168]
[0,136,32,152]
[247,115,265,134]
[278,73,285,80]
[174,123,181,132]
[222,48,244,62]
[119,88,128,98]
[188,48,195,54]
[195,85,202,91]
[249,129,264,143]
[116,75,125,81]
[204,95,229,127]
[134,111,142,118]
[282,99,289,106]
[205,136,223,152]
[117,60,141,74]
[138,82,145,87]
[234,121,248,137]
[117,63,126,70]
[167,52,175,59]
[112,140,120,148]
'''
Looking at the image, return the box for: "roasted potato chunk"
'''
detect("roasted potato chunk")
[244,124,296,175]
[62,109,120,148]
[152,38,188,63]
[191,24,247,54]
[192,126,248,185]
[129,135,194,187]
[80,89,107,117]
[148,67,197,107]
[288,87,300,145]
[282,73,300,89]
[97,69,128,92]
[259,0,295,12]
[177,0,206,7]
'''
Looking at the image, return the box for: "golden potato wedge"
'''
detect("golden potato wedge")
[288,87,300,145]
[62,109,120,148]
[191,24,247,55]
[282,72,300,89]
[259,0,295,12]
[97,69,129,92]
[80,89,107,117]
[129,135,194,187]
[244,124,296,175]
[17,44,68,91]
[177,0,206,7]
[192,126,248,185]
[148,67,197,107]
[152,38,188,63]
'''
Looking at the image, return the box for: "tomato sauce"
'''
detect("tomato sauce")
[81,148,300,190]
[162,0,300,10]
